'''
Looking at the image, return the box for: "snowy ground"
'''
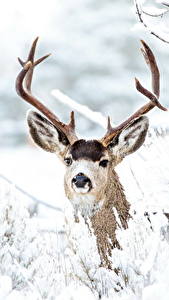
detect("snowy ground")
[0,125,169,299]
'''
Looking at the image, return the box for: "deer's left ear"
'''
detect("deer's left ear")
[108,116,149,159]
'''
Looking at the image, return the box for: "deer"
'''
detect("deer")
[15,38,167,269]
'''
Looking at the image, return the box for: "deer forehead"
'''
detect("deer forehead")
[68,139,108,161]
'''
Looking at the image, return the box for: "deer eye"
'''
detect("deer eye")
[64,157,72,166]
[99,159,109,168]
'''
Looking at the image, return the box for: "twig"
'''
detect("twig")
[160,2,169,7]
[142,8,169,18]
[134,0,169,44]
[0,174,63,212]
[129,166,145,198]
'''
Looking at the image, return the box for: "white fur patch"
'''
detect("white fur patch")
[71,194,104,218]
[73,185,91,194]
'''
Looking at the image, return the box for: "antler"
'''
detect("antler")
[16,37,78,144]
[101,40,167,146]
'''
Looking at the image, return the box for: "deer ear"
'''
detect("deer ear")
[108,116,149,159]
[27,110,70,156]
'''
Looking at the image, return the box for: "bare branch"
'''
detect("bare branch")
[134,0,169,44]
[160,1,169,7]
[142,9,169,18]
[0,173,63,212]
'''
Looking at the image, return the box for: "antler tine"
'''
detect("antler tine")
[18,37,37,92]
[16,38,78,144]
[101,40,167,146]
[18,37,51,92]
[135,40,167,111]
[140,40,159,98]
[135,78,166,111]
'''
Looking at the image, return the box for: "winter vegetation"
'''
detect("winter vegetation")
[1,0,169,299]
[0,127,169,299]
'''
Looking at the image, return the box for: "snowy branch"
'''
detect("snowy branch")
[51,89,108,129]
[0,174,63,212]
[159,1,169,7]
[142,8,169,18]
[134,0,169,43]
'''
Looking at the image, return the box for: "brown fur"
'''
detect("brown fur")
[70,139,106,161]
[90,169,130,269]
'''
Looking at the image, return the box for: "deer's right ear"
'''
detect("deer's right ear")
[27,111,70,156]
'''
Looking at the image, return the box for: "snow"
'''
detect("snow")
[0,127,169,299]
[1,0,169,298]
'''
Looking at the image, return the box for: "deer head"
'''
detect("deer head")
[16,38,167,219]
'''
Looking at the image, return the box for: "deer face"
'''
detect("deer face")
[27,111,149,216]
[63,140,111,215]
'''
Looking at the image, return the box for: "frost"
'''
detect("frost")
[0,276,12,298]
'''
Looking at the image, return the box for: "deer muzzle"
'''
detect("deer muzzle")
[72,173,92,193]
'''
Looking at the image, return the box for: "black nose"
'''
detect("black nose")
[72,173,91,188]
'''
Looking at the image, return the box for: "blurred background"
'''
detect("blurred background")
[1,0,169,145]
[0,0,169,207]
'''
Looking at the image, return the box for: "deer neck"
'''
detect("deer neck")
[103,168,130,227]
[90,168,131,269]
